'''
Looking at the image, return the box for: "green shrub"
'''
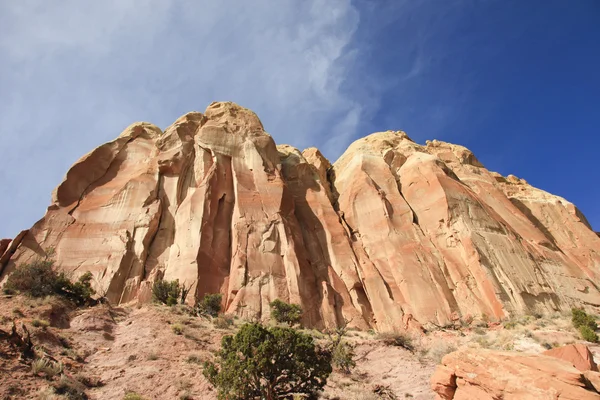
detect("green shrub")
[580,325,599,343]
[152,279,181,306]
[331,341,356,374]
[4,259,57,297]
[269,299,303,326]
[204,323,332,399]
[196,293,223,317]
[572,308,597,330]
[67,272,96,306]
[3,259,95,306]
[324,322,355,375]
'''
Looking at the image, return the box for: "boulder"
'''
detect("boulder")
[543,343,598,372]
[431,348,600,399]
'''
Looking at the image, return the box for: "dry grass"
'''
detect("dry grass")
[31,358,64,378]
[427,340,458,363]
[377,332,414,351]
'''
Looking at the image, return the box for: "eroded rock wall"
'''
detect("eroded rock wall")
[2,103,600,331]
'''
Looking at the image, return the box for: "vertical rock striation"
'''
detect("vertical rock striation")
[2,103,600,331]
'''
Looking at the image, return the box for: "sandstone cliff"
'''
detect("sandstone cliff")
[2,102,599,331]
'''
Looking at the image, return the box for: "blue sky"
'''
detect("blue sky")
[0,0,598,238]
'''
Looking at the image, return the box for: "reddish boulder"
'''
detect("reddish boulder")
[431,348,600,399]
[543,343,598,372]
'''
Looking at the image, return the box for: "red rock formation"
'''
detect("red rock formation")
[543,343,599,372]
[431,348,600,399]
[2,102,600,331]
[0,239,10,261]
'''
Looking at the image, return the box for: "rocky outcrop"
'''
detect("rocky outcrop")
[543,343,599,372]
[2,102,600,331]
[0,239,10,263]
[431,348,600,399]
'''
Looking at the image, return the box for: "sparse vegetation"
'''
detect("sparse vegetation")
[503,321,517,329]
[572,308,598,343]
[269,299,303,326]
[186,354,203,364]
[172,323,184,335]
[31,358,64,378]
[32,319,50,329]
[75,373,103,388]
[152,279,182,306]
[195,293,223,317]
[427,341,457,363]
[326,322,356,375]
[579,325,598,343]
[331,339,355,375]
[53,375,88,400]
[378,332,414,351]
[3,259,96,306]
[213,315,234,329]
[204,322,332,399]
[123,393,147,400]
[572,308,597,330]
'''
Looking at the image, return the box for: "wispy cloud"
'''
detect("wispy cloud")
[0,0,364,238]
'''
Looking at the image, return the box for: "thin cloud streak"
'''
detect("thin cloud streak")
[0,0,365,238]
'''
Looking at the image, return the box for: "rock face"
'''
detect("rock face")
[543,343,599,372]
[2,102,600,331]
[431,348,600,399]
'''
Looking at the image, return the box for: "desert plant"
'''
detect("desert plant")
[4,259,95,306]
[123,393,147,400]
[203,323,332,400]
[580,325,599,343]
[269,299,303,326]
[171,323,184,335]
[428,341,457,363]
[32,319,50,329]
[66,272,96,306]
[571,308,598,343]
[331,340,355,374]
[152,279,181,306]
[186,354,203,364]
[196,293,223,317]
[32,358,64,378]
[53,375,88,400]
[325,320,356,374]
[179,281,194,304]
[75,373,103,388]
[213,315,234,329]
[378,332,414,351]
[572,308,597,330]
[503,320,517,329]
